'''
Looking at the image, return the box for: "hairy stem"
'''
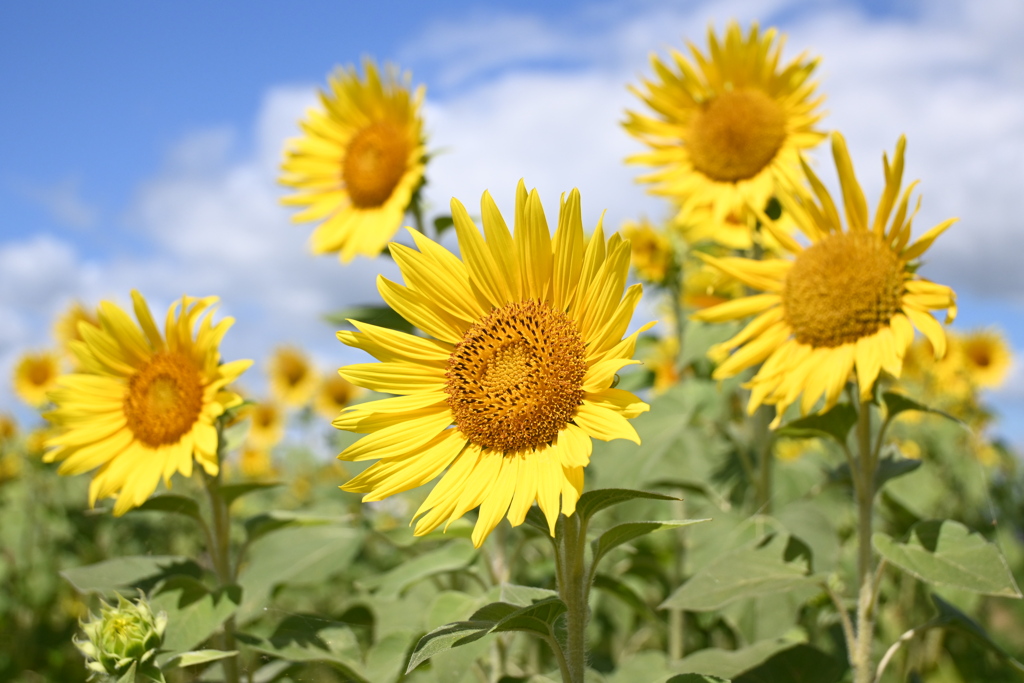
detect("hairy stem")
[853,399,877,683]
[555,513,589,683]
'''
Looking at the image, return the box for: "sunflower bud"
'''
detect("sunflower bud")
[75,593,167,680]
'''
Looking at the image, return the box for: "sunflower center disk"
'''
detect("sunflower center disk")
[123,351,205,447]
[445,300,587,454]
[28,360,53,386]
[342,121,410,208]
[686,88,787,183]
[784,232,905,348]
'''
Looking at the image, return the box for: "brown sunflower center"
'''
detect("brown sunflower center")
[278,354,308,387]
[965,344,991,368]
[686,88,787,183]
[445,300,587,453]
[123,351,205,447]
[784,232,905,348]
[342,121,410,208]
[253,405,276,428]
[324,377,352,407]
[27,359,54,386]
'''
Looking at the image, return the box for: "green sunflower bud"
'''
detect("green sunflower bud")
[75,592,167,681]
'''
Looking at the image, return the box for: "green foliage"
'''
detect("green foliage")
[324,305,416,334]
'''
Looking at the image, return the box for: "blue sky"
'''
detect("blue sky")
[2,0,1023,444]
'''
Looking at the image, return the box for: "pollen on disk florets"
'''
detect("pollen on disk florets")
[343,121,411,208]
[445,300,586,454]
[686,89,788,183]
[783,231,904,348]
[123,351,205,447]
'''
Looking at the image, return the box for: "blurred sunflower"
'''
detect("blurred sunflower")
[624,21,825,225]
[245,400,285,449]
[238,446,276,479]
[280,59,427,262]
[314,373,358,419]
[43,291,251,515]
[0,414,16,441]
[682,259,744,310]
[693,133,957,422]
[620,218,673,284]
[959,329,1012,389]
[335,181,651,547]
[53,300,100,365]
[268,346,318,407]
[13,350,61,408]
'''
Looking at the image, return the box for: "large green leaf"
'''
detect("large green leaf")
[242,510,344,545]
[245,614,366,680]
[150,577,240,656]
[325,305,415,334]
[575,488,678,523]
[661,535,815,611]
[873,520,1022,597]
[829,450,922,491]
[882,391,965,427]
[673,638,801,678]
[61,556,197,595]
[931,594,1024,672]
[593,574,658,621]
[130,494,202,524]
[219,482,282,507]
[667,676,731,683]
[360,540,477,599]
[733,644,844,683]
[162,649,238,669]
[775,403,857,445]
[591,519,708,568]
[406,596,567,673]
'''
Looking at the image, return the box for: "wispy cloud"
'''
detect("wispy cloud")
[13,176,98,230]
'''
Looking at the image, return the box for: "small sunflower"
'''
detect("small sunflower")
[624,21,825,225]
[335,181,651,547]
[53,300,100,365]
[238,446,276,479]
[620,218,673,284]
[245,400,285,449]
[314,373,358,419]
[958,329,1012,389]
[280,59,427,262]
[692,133,957,422]
[0,414,16,441]
[13,350,61,408]
[43,291,251,515]
[267,346,318,407]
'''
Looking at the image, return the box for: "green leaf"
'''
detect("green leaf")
[830,449,922,491]
[433,215,454,236]
[661,535,815,611]
[243,510,343,545]
[523,506,555,536]
[575,488,679,524]
[364,631,415,683]
[593,574,658,621]
[674,638,800,679]
[406,596,567,673]
[873,520,1022,597]
[490,583,558,607]
[116,661,137,683]
[150,577,241,656]
[246,615,366,680]
[667,676,731,683]
[61,556,197,595]
[163,649,238,669]
[219,482,282,507]
[931,594,1024,672]
[131,494,202,523]
[733,644,844,683]
[325,305,415,334]
[591,519,709,568]
[775,403,857,444]
[360,540,477,599]
[882,391,965,427]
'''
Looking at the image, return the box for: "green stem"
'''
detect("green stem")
[555,513,589,683]
[668,495,687,661]
[753,404,775,514]
[204,448,240,683]
[853,399,876,683]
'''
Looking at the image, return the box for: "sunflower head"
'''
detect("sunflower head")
[75,593,167,680]
[333,180,651,547]
[693,133,957,423]
[0,414,15,443]
[280,59,427,263]
[53,300,100,365]
[267,345,318,407]
[624,21,825,226]
[238,446,276,479]
[44,291,251,515]
[314,373,358,419]
[620,218,674,283]
[244,400,285,449]
[13,350,61,408]
[958,328,1012,389]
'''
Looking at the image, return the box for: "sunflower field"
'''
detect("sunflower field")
[4,16,1024,683]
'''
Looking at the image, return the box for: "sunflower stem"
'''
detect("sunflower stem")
[852,398,877,683]
[555,512,589,683]
[204,433,241,683]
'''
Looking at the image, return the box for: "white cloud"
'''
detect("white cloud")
[14,176,98,230]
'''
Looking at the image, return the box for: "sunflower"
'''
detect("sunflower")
[620,218,673,284]
[245,400,285,449]
[267,346,318,407]
[13,350,61,408]
[0,414,15,442]
[53,300,100,365]
[280,60,427,263]
[692,133,957,423]
[334,181,651,547]
[238,446,276,479]
[43,291,251,515]
[314,373,358,420]
[958,329,1012,389]
[624,21,825,225]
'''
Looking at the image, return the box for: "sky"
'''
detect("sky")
[1,0,1022,444]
